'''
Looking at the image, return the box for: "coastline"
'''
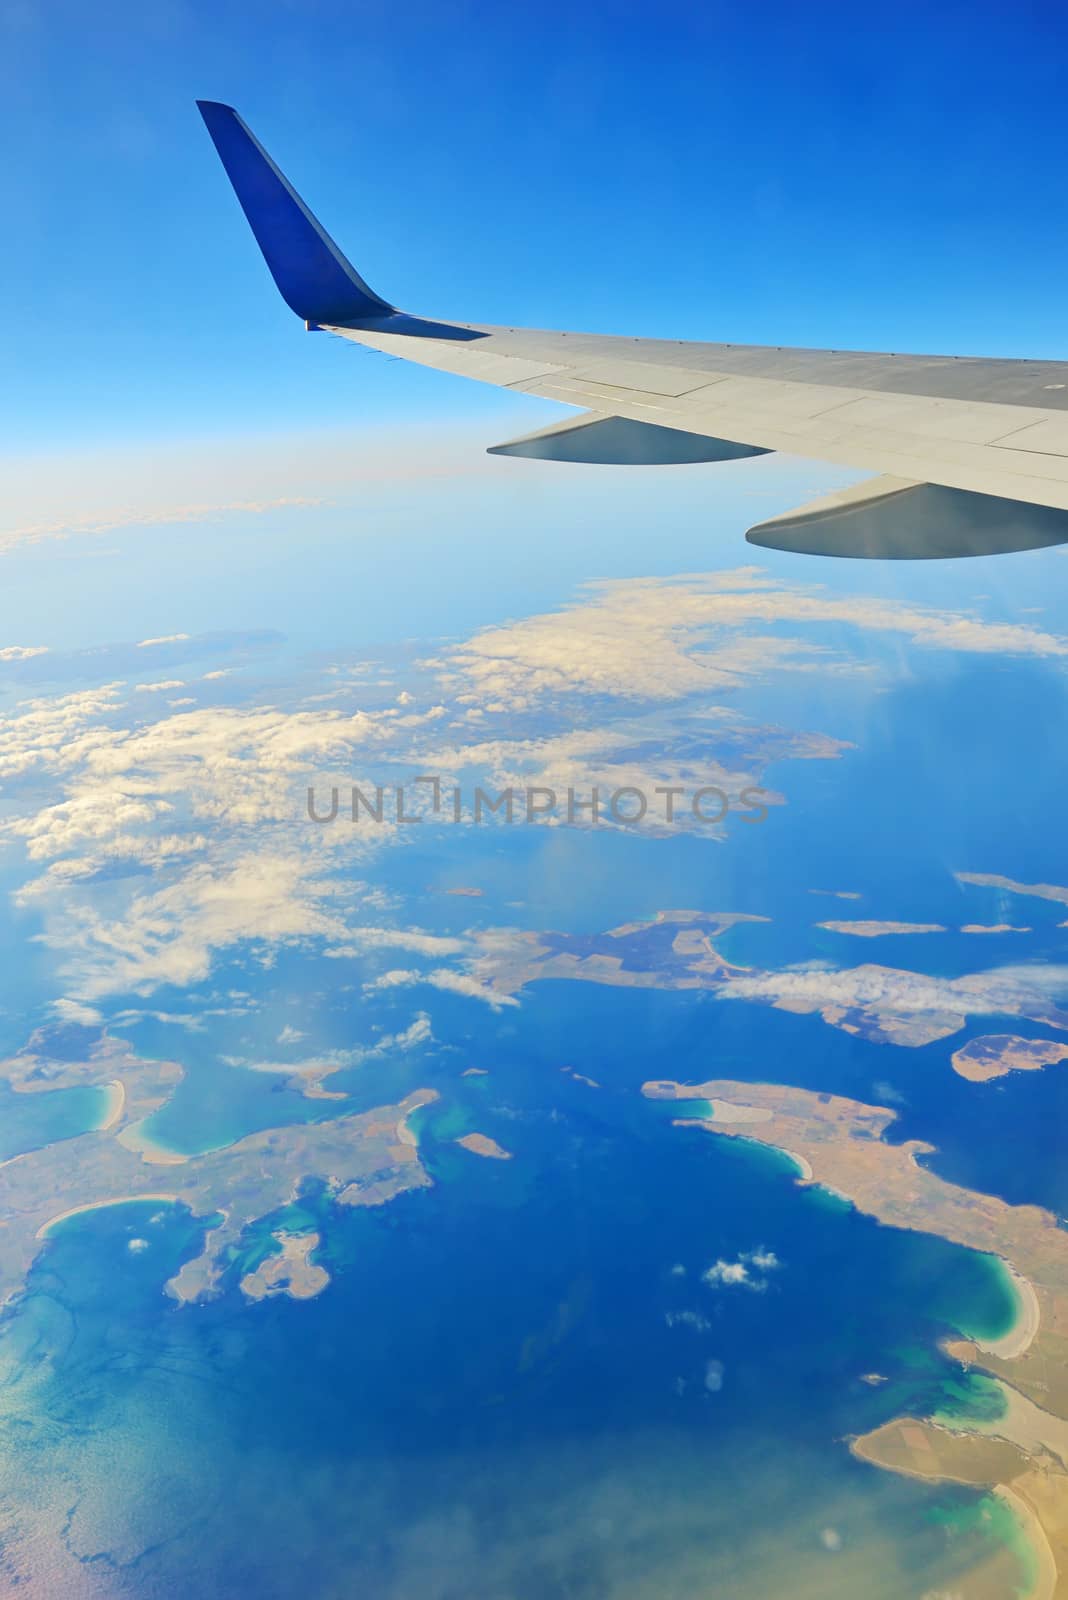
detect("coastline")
[780,1146,814,1182]
[850,1424,1058,1598]
[36,1194,180,1238]
[455,1132,512,1160]
[973,1261,1041,1360]
[996,1485,1057,1600]
[944,1380,1068,1473]
[395,1110,419,1149]
[645,1077,1068,1595]
[95,1080,126,1132]
[239,1230,330,1303]
[116,1119,190,1166]
[677,1121,815,1183]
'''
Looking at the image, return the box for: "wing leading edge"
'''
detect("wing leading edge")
[197,100,1068,559]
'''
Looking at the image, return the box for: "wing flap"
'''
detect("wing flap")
[197,99,1068,555]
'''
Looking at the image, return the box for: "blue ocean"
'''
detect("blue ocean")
[2,488,1065,1597]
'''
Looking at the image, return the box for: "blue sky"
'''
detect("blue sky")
[2,0,1067,453]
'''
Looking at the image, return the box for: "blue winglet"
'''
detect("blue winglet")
[196,101,393,325]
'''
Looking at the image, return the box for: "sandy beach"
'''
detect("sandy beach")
[780,1147,814,1182]
[95,1080,126,1132]
[976,1263,1041,1360]
[670,1119,815,1183]
[395,1112,419,1148]
[996,1486,1058,1600]
[116,1120,190,1166]
[647,1073,1068,1594]
[37,1194,179,1238]
[955,1380,1068,1473]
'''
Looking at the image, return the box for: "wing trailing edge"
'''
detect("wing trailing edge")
[197,100,1068,560]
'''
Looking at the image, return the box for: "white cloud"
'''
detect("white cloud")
[2,679,480,1002]
[723,959,1068,1036]
[328,929,468,960]
[439,569,1068,712]
[665,1310,711,1332]
[244,1051,358,1076]
[0,645,48,661]
[872,1080,907,1106]
[33,852,348,1000]
[704,1359,725,1392]
[420,969,519,1009]
[9,785,203,868]
[50,997,102,1027]
[276,1025,305,1045]
[0,684,125,782]
[383,1014,433,1050]
[5,699,447,857]
[703,1259,753,1287]
[365,966,518,1010]
[367,968,421,990]
[239,1012,432,1083]
[702,1248,781,1290]
[415,717,843,836]
[10,564,1062,1022]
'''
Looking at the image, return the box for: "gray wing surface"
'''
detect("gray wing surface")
[198,100,1068,559]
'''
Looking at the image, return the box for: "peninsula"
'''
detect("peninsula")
[1,1026,438,1307]
[642,1077,1068,1594]
[473,909,1068,1050]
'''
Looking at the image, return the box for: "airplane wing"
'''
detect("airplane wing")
[197,100,1068,559]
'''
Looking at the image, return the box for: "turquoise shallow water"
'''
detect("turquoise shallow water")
[0,746,1044,1593]
[0,987,1027,1597]
[3,510,1067,1594]
[0,1081,110,1162]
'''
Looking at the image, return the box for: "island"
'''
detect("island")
[957,871,1068,910]
[561,1065,600,1087]
[471,909,1068,1050]
[455,1133,512,1160]
[951,1035,1068,1083]
[816,920,946,936]
[239,1230,330,1302]
[641,1077,1068,1595]
[0,1025,438,1307]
